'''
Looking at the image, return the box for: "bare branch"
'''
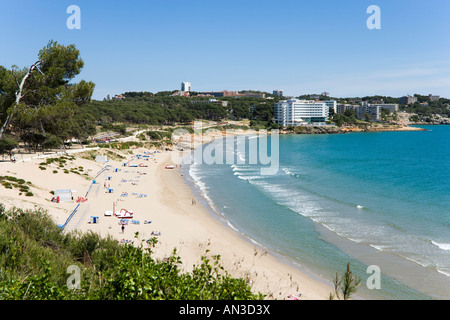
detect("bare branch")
[11,70,20,89]
[0,60,43,139]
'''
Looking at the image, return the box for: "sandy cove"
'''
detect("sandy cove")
[0,144,334,300]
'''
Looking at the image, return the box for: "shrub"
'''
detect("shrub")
[2,182,13,189]
[330,263,361,300]
[0,206,264,300]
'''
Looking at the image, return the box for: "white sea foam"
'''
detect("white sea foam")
[237,175,263,181]
[232,165,253,171]
[370,244,387,252]
[189,165,207,191]
[436,269,450,277]
[233,167,256,175]
[225,217,265,248]
[226,220,239,232]
[188,164,216,210]
[282,167,301,178]
[402,255,430,268]
[347,237,363,243]
[236,151,246,163]
[431,241,450,251]
[248,237,264,247]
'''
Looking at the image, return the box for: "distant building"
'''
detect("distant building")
[199,91,231,97]
[181,82,191,92]
[370,103,399,113]
[429,94,440,101]
[400,95,417,104]
[336,104,359,115]
[338,103,382,121]
[199,90,265,98]
[172,90,190,97]
[273,89,284,96]
[323,100,337,113]
[321,92,330,97]
[355,105,367,120]
[113,94,125,100]
[274,99,329,126]
[366,105,381,121]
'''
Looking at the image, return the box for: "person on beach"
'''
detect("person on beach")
[121,225,125,233]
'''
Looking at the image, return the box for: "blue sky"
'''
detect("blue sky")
[1,0,449,100]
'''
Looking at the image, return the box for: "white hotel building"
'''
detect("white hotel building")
[274,99,330,126]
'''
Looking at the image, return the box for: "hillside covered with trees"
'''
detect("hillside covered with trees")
[78,94,279,127]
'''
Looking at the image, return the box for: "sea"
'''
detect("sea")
[181,125,450,300]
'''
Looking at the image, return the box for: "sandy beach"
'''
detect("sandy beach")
[0,142,334,300]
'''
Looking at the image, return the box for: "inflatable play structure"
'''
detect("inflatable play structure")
[114,208,134,219]
[76,196,87,203]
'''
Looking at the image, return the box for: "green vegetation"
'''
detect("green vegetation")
[330,263,361,300]
[0,138,18,160]
[0,40,95,151]
[145,130,173,140]
[33,155,92,178]
[76,94,279,131]
[0,176,33,196]
[37,156,79,173]
[0,205,264,300]
[401,94,450,118]
[331,109,359,127]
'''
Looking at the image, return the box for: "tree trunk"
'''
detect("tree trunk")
[0,61,42,139]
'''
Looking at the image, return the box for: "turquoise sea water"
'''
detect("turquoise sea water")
[182,125,450,299]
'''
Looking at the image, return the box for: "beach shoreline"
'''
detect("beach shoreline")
[0,141,335,300]
[137,148,335,300]
[1,125,438,300]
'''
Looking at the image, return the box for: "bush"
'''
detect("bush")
[2,182,13,189]
[0,206,264,300]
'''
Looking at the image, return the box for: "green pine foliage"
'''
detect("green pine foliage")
[0,205,264,300]
[330,263,361,300]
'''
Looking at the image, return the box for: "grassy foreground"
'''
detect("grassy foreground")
[0,204,263,300]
